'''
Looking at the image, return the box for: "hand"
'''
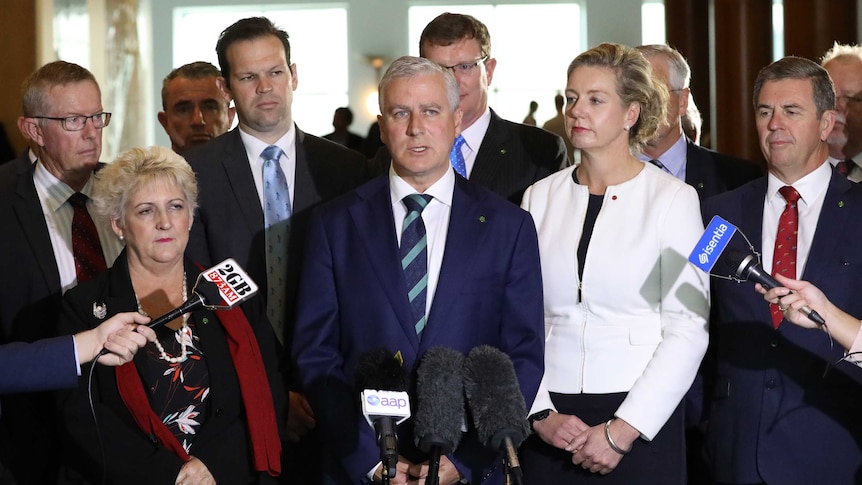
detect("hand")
[409,455,462,485]
[373,456,416,484]
[532,411,590,450]
[75,312,154,366]
[285,391,316,442]
[568,418,639,475]
[757,274,828,329]
[175,456,216,485]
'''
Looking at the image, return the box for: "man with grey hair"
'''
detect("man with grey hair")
[703,56,862,484]
[821,42,862,181]
[636,44,761,202]
[158,61,235,154]
[293,56,543,484]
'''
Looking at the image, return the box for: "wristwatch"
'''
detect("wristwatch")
[527,409,551,431]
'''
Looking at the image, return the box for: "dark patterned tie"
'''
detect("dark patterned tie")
[400,194,433,336]
[262,145,291,342]
[449,135,467,177]
[837,159,853,177]
[68,192,107,284]
[770,186,801,328]
[649,159,671,174]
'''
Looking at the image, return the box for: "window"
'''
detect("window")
[408,4,582,128]
[171,6,348,136]
[641,1,666,45]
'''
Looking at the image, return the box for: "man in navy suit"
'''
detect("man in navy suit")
[370,13,567,205]
[636,44,762,202]
[293,56,544,484]
[0,312,153,395]
[703,56,862,485]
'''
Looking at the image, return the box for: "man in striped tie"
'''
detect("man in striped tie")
[293,56,544,485]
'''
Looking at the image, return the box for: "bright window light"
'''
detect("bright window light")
[641,2,666,45]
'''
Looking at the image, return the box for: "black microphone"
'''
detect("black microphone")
[464,346,529,485]
[722,249,826,326]
[96,259,258,359]
[414,347,465,485]
[355,348,411,482]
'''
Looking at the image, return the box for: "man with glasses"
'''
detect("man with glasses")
[821,42,862,182]
[370,12,567,205]
[635,44,761,201]
[0,60,122,484]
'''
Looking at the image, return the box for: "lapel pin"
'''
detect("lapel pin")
[393,350,404,366]
[839,200,845,208]
[697,182,705,189]
[499,149,507,155]
[202,318,209,324]
[92,302,107,320]
[479,216,486,223]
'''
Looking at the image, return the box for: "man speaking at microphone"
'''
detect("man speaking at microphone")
[702,57,862,485]
[293,56,544,484]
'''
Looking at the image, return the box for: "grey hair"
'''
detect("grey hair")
[378,56,460,113]
[635,44,691,90]
[821,42,862,66]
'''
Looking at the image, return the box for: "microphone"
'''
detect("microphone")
[464,346,529,485]
[147,258,259,328]
[96,259,258,359]
[414,347,465,485]
[689,216,825,326]
[722,249,826,326]
[355,349,411,481]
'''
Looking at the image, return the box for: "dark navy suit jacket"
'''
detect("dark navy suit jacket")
[685,140,762,203]
[293,174,544,484]
[703,169,862,484]
[0,336,77,394]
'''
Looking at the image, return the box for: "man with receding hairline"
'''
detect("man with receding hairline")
[821,42,862,182]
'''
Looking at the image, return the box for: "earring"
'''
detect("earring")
[119,234,124,241]
[623,125,630,131]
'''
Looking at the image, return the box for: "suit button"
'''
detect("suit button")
[766,379,776,389]
[770,339,779,348]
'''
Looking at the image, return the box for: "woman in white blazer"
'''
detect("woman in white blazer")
[519,43,709,484]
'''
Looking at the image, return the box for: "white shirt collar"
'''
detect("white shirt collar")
[766,159,832,207]
[459,107,492,154]
[389,166,455,209]
[239,124,297,162]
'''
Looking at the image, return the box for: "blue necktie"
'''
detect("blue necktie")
[450,135,467,177]
[401,194,433,336]
[649,159,671,174]
[262,145,291,342]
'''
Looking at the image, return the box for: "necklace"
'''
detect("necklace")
[136,272,190,364]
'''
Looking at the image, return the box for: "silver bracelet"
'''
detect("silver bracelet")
[604,419,631,455]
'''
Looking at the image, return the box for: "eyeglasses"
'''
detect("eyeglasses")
[32,112,112,131]
[442,56,489,75]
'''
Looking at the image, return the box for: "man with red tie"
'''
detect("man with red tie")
[703,56,862,484]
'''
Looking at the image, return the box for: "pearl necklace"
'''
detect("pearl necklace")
[136,272,190,364]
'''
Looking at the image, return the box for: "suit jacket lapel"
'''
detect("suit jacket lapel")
[804,173,853,282]
[221,130,264,236]
[685,140,707,197]
[350,178,420,349]
[469,110,508,188]
[422,178,486,345]
[13,159,61,292]
[293,127,320,214]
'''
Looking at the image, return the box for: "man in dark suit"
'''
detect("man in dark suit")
[703,56,862,485]
[293,56,544,484]
[0,312,153,395]
[821,43,862,182]
[370,13,567,205]
[182,17,366,483]
[0,61,122,485]
[636,44,762,202]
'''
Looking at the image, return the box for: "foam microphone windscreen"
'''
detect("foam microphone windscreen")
[355,348,410,393]
[414,347,465,453]
[464,345,530,450]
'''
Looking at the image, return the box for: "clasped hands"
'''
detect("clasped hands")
[532,411,639,475]
[373,455,461,485]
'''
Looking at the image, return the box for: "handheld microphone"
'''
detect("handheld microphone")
[355,349,411,481]
[689,216,825,326]
[723,249,826,326]
[96,259,258,360]
[414,347,465,485]
[464,346,529,485]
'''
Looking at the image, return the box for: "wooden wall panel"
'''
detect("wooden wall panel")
[0,0,37,156]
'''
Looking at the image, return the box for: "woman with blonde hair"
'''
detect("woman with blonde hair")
[520,43,709,483]
[55,146,285,484]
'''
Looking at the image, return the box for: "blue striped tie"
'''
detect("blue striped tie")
[450,135,467,177]
[262,145,291,343]
[400,194,433,336]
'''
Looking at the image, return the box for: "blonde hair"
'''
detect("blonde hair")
[92,146,198,225]
[568,43,668,152]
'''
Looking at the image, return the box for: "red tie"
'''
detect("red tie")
[770,186,801,328]
[837,159,853,177]
[69,192,107,284]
